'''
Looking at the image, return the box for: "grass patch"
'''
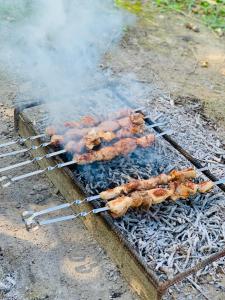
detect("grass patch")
[115,0,225,33]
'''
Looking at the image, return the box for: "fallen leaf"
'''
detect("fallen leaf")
[200,61,209,68]
[185,22,200,33]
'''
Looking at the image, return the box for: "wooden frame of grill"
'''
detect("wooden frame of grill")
[14,100,225,300]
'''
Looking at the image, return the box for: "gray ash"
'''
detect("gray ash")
[63,134,225,283]
[73,144,168,195]
[29,90,225,285]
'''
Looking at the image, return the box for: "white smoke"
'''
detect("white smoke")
[0,0,133,119]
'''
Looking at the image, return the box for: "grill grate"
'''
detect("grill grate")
[14,82,225,296]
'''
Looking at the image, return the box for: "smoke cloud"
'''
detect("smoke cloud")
[0,0,133,120]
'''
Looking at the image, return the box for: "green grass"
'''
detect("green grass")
[114,0,143,14]
[115,0,225,33]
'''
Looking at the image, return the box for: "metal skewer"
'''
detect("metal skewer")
[20,166,213,223]
[22,176,225,231]
[0,122,165,174]
[1,130,172,187]
[22,194,100,225]
[0,142,51,159]
[23,207,109,231]
[0,133,46,149]
[0,149,66,173]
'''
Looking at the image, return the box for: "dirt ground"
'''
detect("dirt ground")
[107,10,225,139]
[0,8,225,300]
[0,78,136,299]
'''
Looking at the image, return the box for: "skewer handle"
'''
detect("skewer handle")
[0,148,29,158]
[0,142,51,159]
[23,207,109,231]
[22,195,101,221]
[39,214,79,226]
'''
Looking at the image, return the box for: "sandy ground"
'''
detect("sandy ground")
[0,77,136,300]
[0,8,225,300]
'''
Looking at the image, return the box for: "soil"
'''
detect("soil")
[0,77,136,299]
[0,8,225,300]
[107,10,225,139]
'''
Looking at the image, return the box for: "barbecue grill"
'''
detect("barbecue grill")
[1,83,225,300]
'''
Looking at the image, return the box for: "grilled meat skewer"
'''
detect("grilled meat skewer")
[64,112,144,141]
[74,134,155,164]
[64,109,135,129]
[0,107,143,151]
[107,180,214,218]
[50,112,144,147]
[100,168,197,200]
[1,131,170,187]
[64,115,100,128]
[64,124,144,153]
[22,178,218,231]
[46,108,138,136]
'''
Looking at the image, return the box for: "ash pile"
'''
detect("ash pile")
[72,129,225,282]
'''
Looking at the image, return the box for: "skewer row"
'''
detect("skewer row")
[22,168,225,231]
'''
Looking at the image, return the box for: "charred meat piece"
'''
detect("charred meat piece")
[169,180,214,201]
[91,113,144,137]
[45,126,57,137]
[52,123,144,152]
[50,135,65,146]
[84,129,116,150]
[64,115,99,128]
[74,134,155,165]
[107,188,174,218]
[137,134,155,148]
[117,113,144,129]
[107,180,214,218]
[83,125,144,151]
[100,168,197,200]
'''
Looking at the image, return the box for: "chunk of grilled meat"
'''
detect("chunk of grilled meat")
[100,168,197,200]
[45,126,58,137]
[64,115,99,128]
[84,129,116,150]
[107,180,214,218]
[51,125,144,150]
[50,135,65,146]
[169,180,214,201]
[74,134,155,165]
